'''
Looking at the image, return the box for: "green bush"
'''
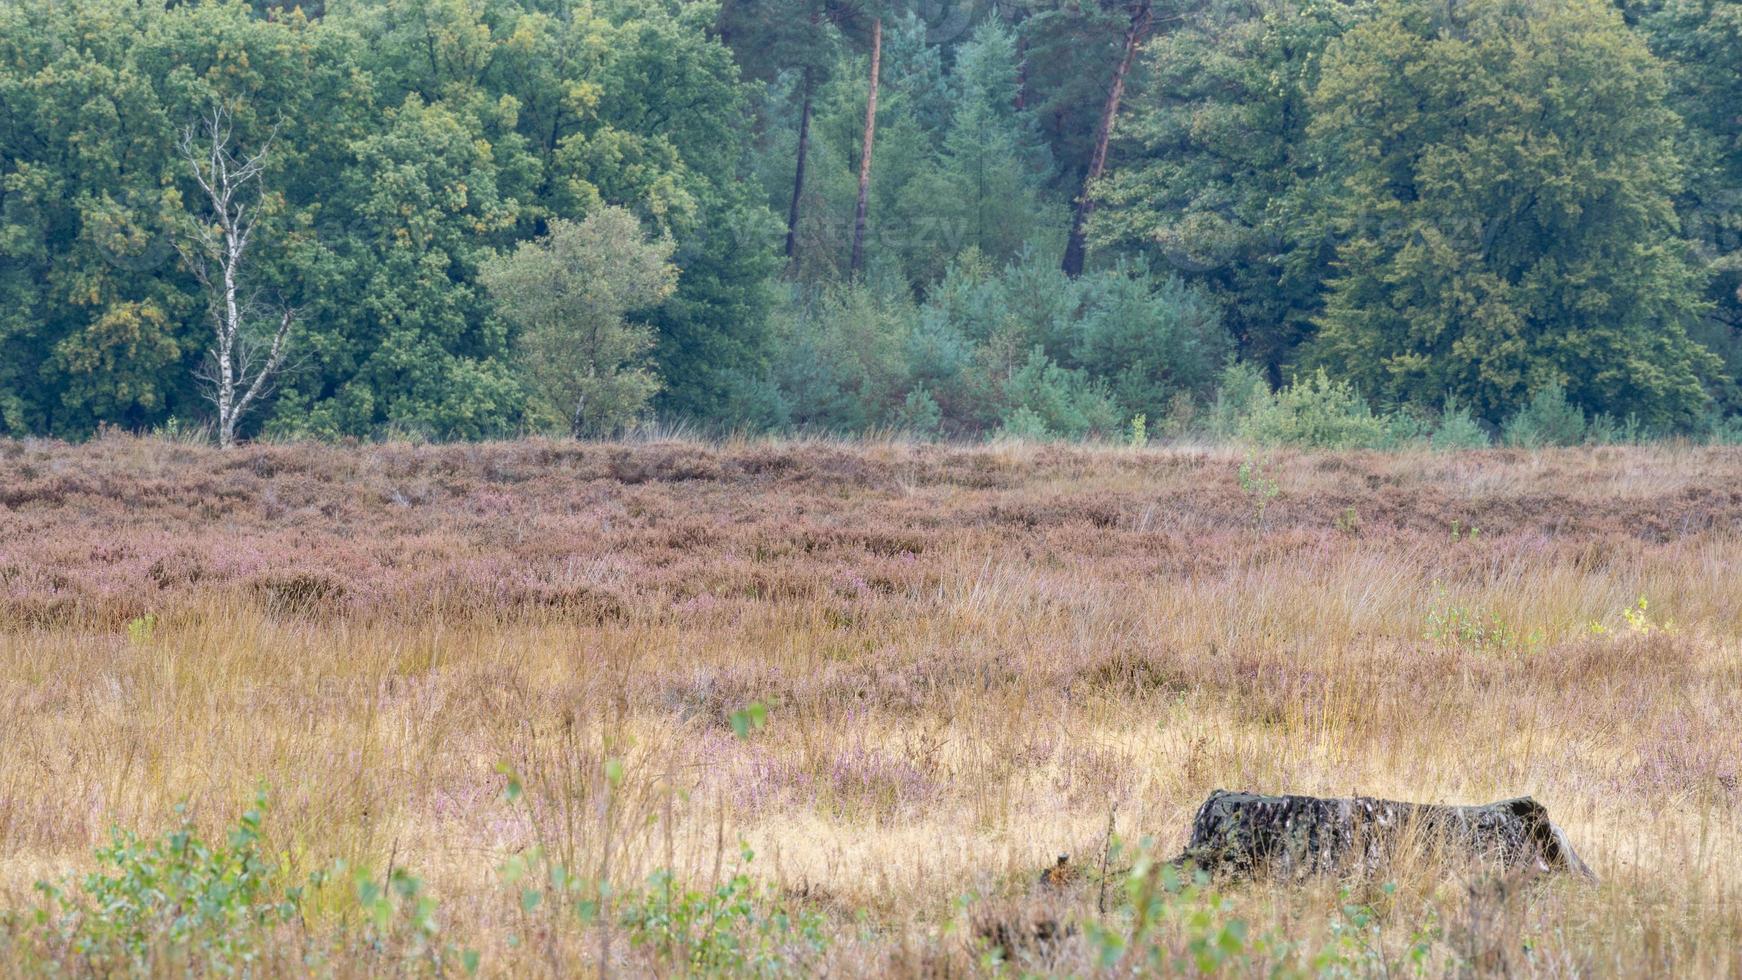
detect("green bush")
[1587,411,1645,445]
[33,792,285,974]
[1206,361,1273,442]
[999,348,1122,440]
[1429,398,1492,450]
[1705,412,1742,446]
[708,368,793,435]
[1503,382,1588,447]
[770,286,916,433]
[1069,268,1230,421]
[1210,367,1505,451]
[900,310,981,432]
[19,793,470,976]
[893,387,943,438]
[924,248,1071,352]
[1081,840,1442,975]
[1237,369,1388,449]
[622,848,828,977]
[1376,407,1431,451]
[994,405,1054,442]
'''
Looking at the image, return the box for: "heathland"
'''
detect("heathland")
[1,435,1739,975]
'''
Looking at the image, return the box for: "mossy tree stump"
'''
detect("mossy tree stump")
[1174,790,1595,880]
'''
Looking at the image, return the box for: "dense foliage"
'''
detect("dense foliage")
[1,0,1738,443]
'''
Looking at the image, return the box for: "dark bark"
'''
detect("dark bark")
[1174,790,1595,880]
[848,17,881,277]
[785,70,815,264]
[1062,0,1150,278]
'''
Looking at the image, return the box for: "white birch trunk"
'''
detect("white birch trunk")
[180,104,294,449]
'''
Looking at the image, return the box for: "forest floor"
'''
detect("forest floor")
[1,434,1739,976]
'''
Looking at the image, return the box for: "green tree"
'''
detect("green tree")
[479,208,678,437]
[0,0,356,437]
[583,0,781,423]
[1069,268,1230,420]
[717,0,844,265]
[1304,0,1719,427]
[999,347,1121,440]
[769,283,916,432]
[1095,0,1366,378]
[921,22,1061,274]
[1625,0,1742,411]
[286,93,527,439]
[1019,0,1147,197]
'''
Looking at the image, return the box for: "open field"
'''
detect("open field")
[1,434,1740,975]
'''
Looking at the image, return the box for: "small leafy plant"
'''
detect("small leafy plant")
[730,701,769,740]
[1312,884,1440,975]
[1237,454,1281,528]
[1335,507,1361,536]
[33,791,284,974]
[125,613,159,645]
[1084,839,1446,977]
[1592,595,1672,637]
[1423,585,1539,654]
[26,791,472,977]
[1082,840,1261,974]
[1622,595,1663,634]
[622,847,828,977]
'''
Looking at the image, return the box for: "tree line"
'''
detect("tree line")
[1,0,1737,445]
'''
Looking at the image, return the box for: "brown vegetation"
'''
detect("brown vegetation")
[1,433,1739,974]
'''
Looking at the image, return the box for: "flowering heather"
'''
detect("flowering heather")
[0,433,1739,975]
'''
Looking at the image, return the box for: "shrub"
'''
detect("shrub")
[1237,454,1281,528]
[1429,398,1492,450]
[893,388,943,438]
[1206,361,1272,442]
[1502,381,1587,447]
[1069,269,1230,421]
[770,286,916,433]
[1587,411,1645,446]
[1082,842,1442,975]
[1375,407,1430,451]
[994,406,1054,442]
[622,848,828,977]
[33,792,284,974]
[901,310,980,431]
[20,793,468,976]
[1000,348,1122,440]
[1238,369,1387,449]
[708,369,792,434]
[1705,412,1742,446]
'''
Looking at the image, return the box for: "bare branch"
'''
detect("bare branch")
[177,101,296,448]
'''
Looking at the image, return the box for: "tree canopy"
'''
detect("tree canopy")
[1,0,1739,442]
[1304,0,1718,427]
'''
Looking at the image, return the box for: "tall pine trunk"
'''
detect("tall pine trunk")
[1062,0,1150,278]
[785,70,815,264]
[848,18,881,277]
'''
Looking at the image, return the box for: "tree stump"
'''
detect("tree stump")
[1174,790,1595,880]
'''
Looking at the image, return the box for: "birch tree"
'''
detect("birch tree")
[178,104,296,449]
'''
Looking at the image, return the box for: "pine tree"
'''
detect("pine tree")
[924,22,1059,275]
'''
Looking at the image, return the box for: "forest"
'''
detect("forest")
[1,0,1738,447]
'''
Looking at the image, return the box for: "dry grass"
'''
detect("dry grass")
[1,432,1739,975]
